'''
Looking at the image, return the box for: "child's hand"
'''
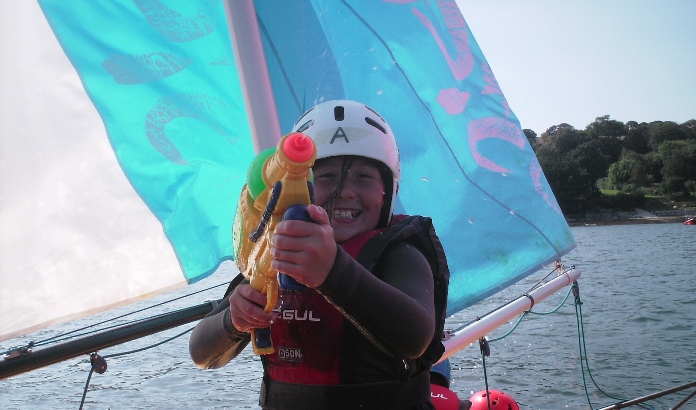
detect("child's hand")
[228,284,277,332]
[270,204,337,288]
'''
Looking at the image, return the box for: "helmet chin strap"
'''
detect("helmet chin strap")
[375,163,395,228]
[386,179,398,224]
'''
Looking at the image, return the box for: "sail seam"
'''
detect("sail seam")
[256,15,302,115]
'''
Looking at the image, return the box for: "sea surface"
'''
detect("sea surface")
[2,223,695,409]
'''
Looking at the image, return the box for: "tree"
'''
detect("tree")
[585,115,625,165]
[680,119,696,140]
[539,123,587,154]
[569,139,610,181]
[523,128,538,149]
[642,151,663,184]
[535,143,601,215]
[607,151,651,190]
[532,115,696,213]
[648,121,686,150]
[608,159,631,189]
[623,121,651,154]
[659,139,696,195]
[586,115,626,139]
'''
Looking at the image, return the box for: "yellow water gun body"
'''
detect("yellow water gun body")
[233,132,316,354]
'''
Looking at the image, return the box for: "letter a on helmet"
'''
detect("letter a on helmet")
[292,100,400,221]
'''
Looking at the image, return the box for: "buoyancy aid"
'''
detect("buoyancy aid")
[352,215,450,374]
[259,215,450,408]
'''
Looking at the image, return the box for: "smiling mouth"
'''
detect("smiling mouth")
[332,209,361,220]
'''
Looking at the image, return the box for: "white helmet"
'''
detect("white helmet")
[291,100,400,224]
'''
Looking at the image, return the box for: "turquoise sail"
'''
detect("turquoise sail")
[38,0,253,282]
[39,0,575,316]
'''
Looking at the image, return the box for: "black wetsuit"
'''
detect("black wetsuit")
[191,215,449,410]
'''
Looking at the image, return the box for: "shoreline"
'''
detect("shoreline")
[567,216,688,227]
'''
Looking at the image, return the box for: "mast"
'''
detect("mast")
[223,0,281,152]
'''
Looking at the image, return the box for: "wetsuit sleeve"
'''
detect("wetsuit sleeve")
[189,296,251,369]
[317,242,435,359]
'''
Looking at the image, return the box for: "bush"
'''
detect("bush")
[685,180,696,197]
[661,177,686,195]
[599,191,645,211]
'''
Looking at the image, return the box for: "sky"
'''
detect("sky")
[456,0,696,135]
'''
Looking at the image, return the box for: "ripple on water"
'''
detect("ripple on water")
[2,226,695,409]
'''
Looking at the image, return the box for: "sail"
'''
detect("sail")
[0,2,184,341]
[0,1,250,341]
[1,0,574,341]
[251,1,576,315]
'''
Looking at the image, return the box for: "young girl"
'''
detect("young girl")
[189,100,450,409]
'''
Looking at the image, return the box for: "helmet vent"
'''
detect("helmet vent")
[295,120,313,133]
[365,117,387,134]
[334,105,345,121]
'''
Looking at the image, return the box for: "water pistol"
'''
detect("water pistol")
[232,132,316,355]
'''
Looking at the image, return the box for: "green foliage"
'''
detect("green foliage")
[523,129,538,149]
[648,121,686,150]
[534,116,695,215]
[661,177,686,195]
[598,191,645,211]
[540,123,587,154]
[681,119,696,140]
[535,143,600,215]
[585,115,625,164]
[624,121,651,154]
[607,151,652,190]
[685,180,696,196]
[659,139,696,195]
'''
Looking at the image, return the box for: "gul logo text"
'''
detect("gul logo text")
[281,309,320,321]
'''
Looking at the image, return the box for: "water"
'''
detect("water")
[1,223,695,409]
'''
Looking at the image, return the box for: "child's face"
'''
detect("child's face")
[313,156,385,243]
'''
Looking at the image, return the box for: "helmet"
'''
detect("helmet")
[430,384,461,410]
[469,389,520,410]
[291,100,400,224]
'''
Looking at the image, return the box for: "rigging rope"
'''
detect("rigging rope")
[475,278,658,409]
[78,326,195,410]
[572,284,655,410]
[478,337,492,410]
[473,266,575,409]
[2,281,227,356]
[470,266,666,410]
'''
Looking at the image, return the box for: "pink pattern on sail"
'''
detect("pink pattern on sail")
[468,117,525,173]
[530,160,563,214]
[411,3,473,81]
[436,88,471,115]
[481,62,510,117]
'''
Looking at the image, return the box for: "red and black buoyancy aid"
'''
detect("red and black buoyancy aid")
[260,215,450,389]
